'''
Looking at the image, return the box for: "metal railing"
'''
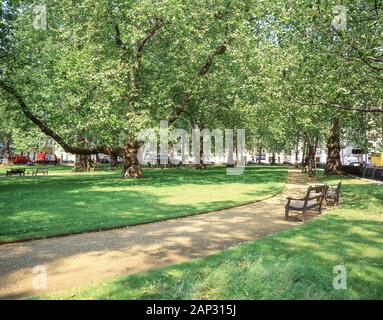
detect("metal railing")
[342,165,383,182]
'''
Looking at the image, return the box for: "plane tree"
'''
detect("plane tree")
[278,0,382,175]
[0,0,270,178]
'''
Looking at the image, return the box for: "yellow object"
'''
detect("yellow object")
[371,153,383,166]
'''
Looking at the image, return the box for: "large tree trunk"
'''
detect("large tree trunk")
[122,140,143,178]
[75,154,93,171]
[325,117,342,176]
[302,134,317,177]
[74,135,93,171]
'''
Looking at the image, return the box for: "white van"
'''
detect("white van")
[343,156,360,166]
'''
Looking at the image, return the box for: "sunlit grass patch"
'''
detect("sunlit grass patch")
[0,165,287,242]
[38,175,383,300]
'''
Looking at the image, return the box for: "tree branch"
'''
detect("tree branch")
[284,88,383,113]
[0,80,112,155]
[349,40,383,72]
[114,23,124,48]
[333,26,383,72]
[131,17,164,91]
[167,41,228,124]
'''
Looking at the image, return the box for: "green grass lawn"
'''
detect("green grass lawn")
[38,174,383,300]
[0,165,287,243]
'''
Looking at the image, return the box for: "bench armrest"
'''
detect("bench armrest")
[286,197,306,201]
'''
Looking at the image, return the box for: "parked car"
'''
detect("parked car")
[11,155,30,164]
[344,156,359,165]
[35,153,59,165]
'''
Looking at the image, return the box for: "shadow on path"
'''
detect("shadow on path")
[0,169,315,299]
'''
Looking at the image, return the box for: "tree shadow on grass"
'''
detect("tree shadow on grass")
[1,175,382,299]
[85,213,382,300]
[0,166,288,242]
[44,178,382,300]
[0,188,295,299]
[0,189,240,241]
[319,175,383,212]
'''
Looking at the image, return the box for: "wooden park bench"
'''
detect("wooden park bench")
[285,184,326,221]
[325,182,341,206]
[6,168,26,177]
[32,167,49,176]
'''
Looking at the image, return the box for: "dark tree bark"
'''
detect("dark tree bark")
[302,134,318,177]
[74,136,94,171]
[256,147,262,164]
[75,154,93,171]
[109,152,118,170]
[325,117,342,176]
[271,152,276,165]
[294,135,300,167]
[307,136,319,177]
[122,140,143,179]
[301,139,307,170]
[307,145,316,177]
[195,133,207,169]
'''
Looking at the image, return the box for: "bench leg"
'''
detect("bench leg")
[285,206,289,220]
